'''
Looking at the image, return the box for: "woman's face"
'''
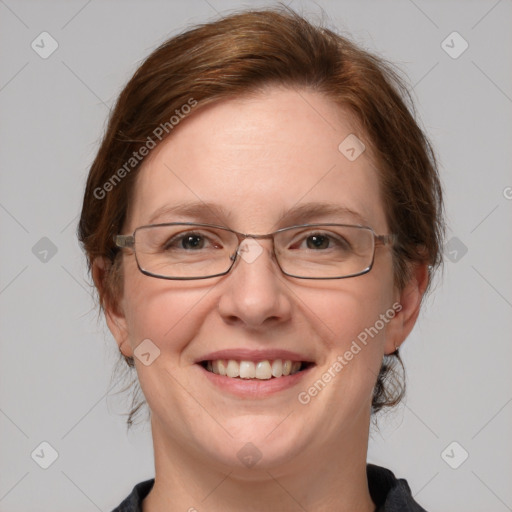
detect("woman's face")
[104,87,420,471]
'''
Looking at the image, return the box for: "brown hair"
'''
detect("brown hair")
[78,6,444,428]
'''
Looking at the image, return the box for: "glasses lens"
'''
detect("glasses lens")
[274,225,375,278]
[134,224,237,279]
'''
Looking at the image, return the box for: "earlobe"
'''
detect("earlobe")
[105,313,133,358]
[384,263,429,355]
[92,257,133,358]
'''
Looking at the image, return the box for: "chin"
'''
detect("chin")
[191,416,310,473]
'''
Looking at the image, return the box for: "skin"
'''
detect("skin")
[94,86,428,512]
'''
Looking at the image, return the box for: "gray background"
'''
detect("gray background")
[1,0,511,510]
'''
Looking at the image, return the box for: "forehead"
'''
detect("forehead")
[127,87,388,233]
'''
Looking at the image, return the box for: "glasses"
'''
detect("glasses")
[114,222,395,280]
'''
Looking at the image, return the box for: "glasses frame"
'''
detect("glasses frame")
[114,222,396,281]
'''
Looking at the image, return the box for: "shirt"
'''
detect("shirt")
[111,463,428,511]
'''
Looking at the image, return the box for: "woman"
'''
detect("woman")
[78,7,443,512]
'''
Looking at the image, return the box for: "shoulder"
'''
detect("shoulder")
[367,464,429,512]
[110,478,154,512]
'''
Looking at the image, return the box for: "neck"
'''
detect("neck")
[142,415,376,512]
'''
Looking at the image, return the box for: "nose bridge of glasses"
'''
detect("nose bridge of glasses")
[231,229,273,247]
[230,231,279,268]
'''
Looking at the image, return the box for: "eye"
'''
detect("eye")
[305,234,331,250]
[163,231,222,251]
[292,231,352,251]
[180,234,204,250]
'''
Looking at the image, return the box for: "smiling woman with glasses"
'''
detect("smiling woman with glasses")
[78,6,443,512]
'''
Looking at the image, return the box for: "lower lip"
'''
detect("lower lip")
[197,364,313,398]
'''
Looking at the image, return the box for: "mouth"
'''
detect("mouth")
[199,359,314,380]
[195,349,316,397]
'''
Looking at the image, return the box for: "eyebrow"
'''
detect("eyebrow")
[146,201,370,229]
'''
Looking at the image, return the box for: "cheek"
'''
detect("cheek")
[305,269,395,347]
[121,262,210,358]
[120,270,216,424]
[303,270,396,391]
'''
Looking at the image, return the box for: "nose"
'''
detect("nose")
[217,238,293,329]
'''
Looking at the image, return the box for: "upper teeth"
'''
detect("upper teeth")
[206,359,301,379]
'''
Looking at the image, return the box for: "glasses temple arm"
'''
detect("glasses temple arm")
[114,234,135,249]
[375,233,396,246]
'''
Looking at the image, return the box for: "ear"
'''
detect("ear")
[384,262,429,355]
[92,256,133,358]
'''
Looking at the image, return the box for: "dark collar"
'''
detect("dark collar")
[367,464,428,511]
[111,464,428,512]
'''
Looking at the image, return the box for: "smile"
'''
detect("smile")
[196,349,315,397]
[201,359,310,380]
